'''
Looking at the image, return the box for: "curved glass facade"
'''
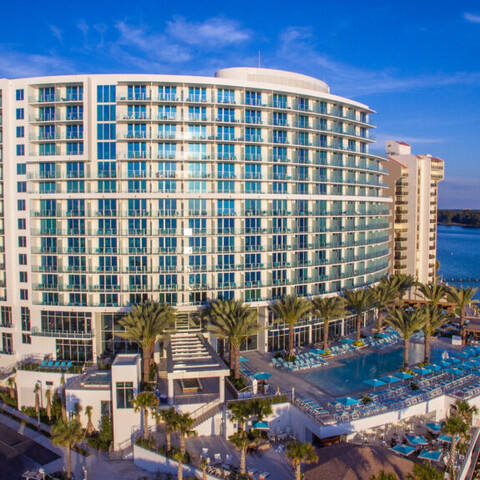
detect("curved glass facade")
[0,68,390,360]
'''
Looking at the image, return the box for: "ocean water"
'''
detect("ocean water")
[437,225,480,297]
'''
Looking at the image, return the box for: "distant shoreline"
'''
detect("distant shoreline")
[438,210,480,228]
[438,222,480,228]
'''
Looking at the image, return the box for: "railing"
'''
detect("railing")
[190,397,223,421]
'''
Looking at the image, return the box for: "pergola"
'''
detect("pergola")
[165,332,230,405]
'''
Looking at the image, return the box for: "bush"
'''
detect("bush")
[285,355,296,362]
[0,389,17,408]
[362,395,372,404]
[353,340,364,347]
[87,414,113,450]
[149,362,157,382]
[230,376,248,391]
[410,382,420,391]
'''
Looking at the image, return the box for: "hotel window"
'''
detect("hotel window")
[16,145,25,156]
[16,108,24,120]
[17,163,26,175]
[18,219,26,230]
[18,236,27,247]
[16,89,24,101]
[19,254,27,265]
[20,289,28,300]
[19,272,27,283]
[21,307,30,331]
[116,382,134,409]
[22,334,31,344]
[217,88,235,103]
[16,126,24,138]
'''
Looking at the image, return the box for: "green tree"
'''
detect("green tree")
[205,299,261,379]
[311,296,347,352]
[422,305,449,363]
[369,473,398,480]
[45,389,52,421]
[286,440,318,480]
[451,399,479,426]
[268,295,311,358]
[133,391,158,440]
[230,401,254,432]
[6,376,16,400]
[442,416,470,479]
[250,398,273,423]
[343,288,374,343]
[60,374,67,420]
[417,283,448,308]
[448,286,479,343]
[85,405,94,435]
[370,282,399,331]
[175,411,197,454]
[51,419,84,480]
[385,308,427,368]
[406,462,443,480]
[157,407,178,453]
[117,301,176,383]
[229,431,252,475]
[74,402,82,425]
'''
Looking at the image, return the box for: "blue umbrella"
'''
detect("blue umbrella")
[379,375,401,387]
[413,367,433,376]
[438,435,452,443]
[252,421,269,430]
[445,368,463,376]
[458,364,472,371]
[428,364,442,372]
[364,378,386,390]
[467,359,480,368]
[311,348,326,355]
[449,357,461,365]
[375,333,389,339]
[336,396,360,407]
[340,338,355,344]
[406,435,428,446]
[438,360,452,368]
[239,356,249,363]
[426,422,442,433]
[253,372,272,380]
[395,371,414,380]
[391,444,415,456]
[418,450,442,462]
[454,352,470,359]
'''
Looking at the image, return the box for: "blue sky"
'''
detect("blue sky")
[1,0,480,208]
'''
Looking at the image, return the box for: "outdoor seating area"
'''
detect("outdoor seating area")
[271,352,328,371]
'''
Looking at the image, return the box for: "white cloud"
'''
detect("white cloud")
[276,26,480,97]
[77,19,89,36]
[374,133,444,146]
[49,25,63,43]
[463,12,480,23]
[0,49,74,78]
[166,16,251,47]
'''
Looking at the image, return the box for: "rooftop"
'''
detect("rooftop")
[112,354,140,367]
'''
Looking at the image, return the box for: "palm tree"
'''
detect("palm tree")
[133,392,158,440]
[385,309,427,368]
[6,376,16,400]
[422,305,449,363]
[380,273,416,301]
[117,301,176,384]
[311,296,347,352]
[369,473,398,480]
[74,402,82,425]
[51,418,84,480]
[175,411,197,454]
[60,374,67,420]
[45,390,52,421]
[205,299,261,379]
[451,399,479,426]
[200,457,208,480]
[448,286,479,343]
[406,462,443,480]
[229,431,251,475]
[85,405,94,435]
[268,295,311,358]
[343,288,374,343]
[442,416,469,479]
[250,398,273,423]
[157,407,178,453]
[370,282,399,331]
[286,440,318,480]
[417,282,448,308]
[230,401,253,432]
[174,451,185,480]
[34,384,40,415]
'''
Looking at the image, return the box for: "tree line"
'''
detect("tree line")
[438,209,480,227]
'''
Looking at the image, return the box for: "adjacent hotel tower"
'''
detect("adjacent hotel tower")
[0,68,390,364]
[386,140,444,285]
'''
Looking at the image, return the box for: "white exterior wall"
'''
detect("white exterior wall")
[66,386,111,430]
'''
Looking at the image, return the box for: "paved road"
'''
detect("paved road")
[0,423,60,480]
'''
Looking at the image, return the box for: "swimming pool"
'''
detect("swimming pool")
[300,343,448,397]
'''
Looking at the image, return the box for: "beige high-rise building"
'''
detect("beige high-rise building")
[386,140,444,285]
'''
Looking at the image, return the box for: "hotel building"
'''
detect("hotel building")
[385,140,444,285]
[0,67,390,367]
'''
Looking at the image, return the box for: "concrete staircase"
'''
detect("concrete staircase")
[192,399,224,428]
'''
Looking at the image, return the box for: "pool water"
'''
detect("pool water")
[300,343,448,397]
